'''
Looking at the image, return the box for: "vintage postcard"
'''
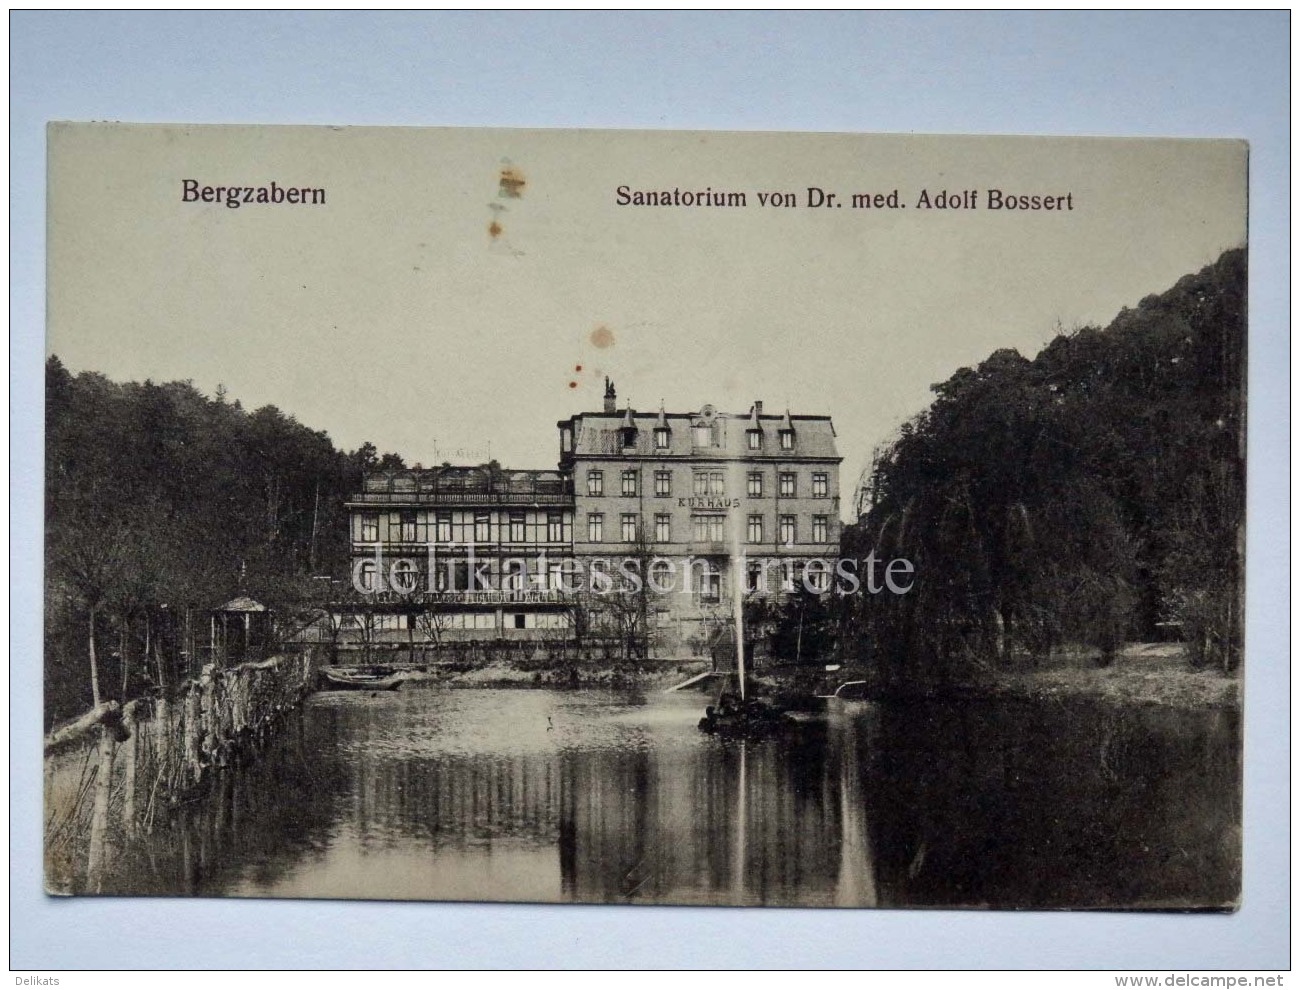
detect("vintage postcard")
[44,124,1245,908]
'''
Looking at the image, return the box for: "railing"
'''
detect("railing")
[323,588,573,606]
[351,540,573,552]
[347,491,573,506]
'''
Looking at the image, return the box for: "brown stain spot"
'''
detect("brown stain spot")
[488,220,503,239]
[568,381,578,389]
[574,363,583,372]
[589,326,615,349]
[499,167,526,199]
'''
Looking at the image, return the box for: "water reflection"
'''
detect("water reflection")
[107,688,1239,909]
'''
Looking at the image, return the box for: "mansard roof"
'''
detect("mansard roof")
[563,409,839,460]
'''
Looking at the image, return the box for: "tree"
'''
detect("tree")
[766,586,836,664]
[845,249,1245,682]
[597,525,659,665]
[43,359,407,722]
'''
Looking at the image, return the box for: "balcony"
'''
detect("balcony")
[352,468,573,507]
[347,489,573,507]
[328,588,573,607]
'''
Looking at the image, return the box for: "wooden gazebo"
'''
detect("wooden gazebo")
[210,596,273,665]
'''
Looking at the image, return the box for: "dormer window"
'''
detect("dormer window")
[693,424,712,447]
[621,408,638,448]
[779,429,795,450]
[747,429,762,450]
[654,427,670,449]
[560,427,572,453]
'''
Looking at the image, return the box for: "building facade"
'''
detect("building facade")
[557,381,842,655]
[344,464,575,643]
[338,385,841,658]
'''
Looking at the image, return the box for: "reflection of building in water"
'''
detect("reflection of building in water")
[351,751,565,845]
[832,710,878,907]
[557,736,854,906]
[322,725,866,906]
[331,382,841,658]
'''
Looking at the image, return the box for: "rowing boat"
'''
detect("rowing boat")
[320,666,405,691]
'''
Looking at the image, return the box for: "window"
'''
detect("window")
[621,469,638,497]
[694,471,724,496]
[588,513,603,543]
[505,561,526,592]
[806,561,831,592]
[779,514,797,545]
[699,564,721,603]
[360,512,379,542]
[746,560,764,592]
[649,559,674,591]
[654,427,670,449]
[621,426,638,448]
[779,429,794,450]
[397,510,417,542]
[509,512,526,543]
[781,560,800,592]
[621,513,639,542]
[747,514,764,543]
[474,512,492,543]
[655,513,671,543]
[779,472,796,497]
[693,424,712,447]
[654,469,672,497]
[587,470,603,496]
[813,472,829,498]
[747,429,762,450]
[435,511,452,542]
[747,472,764,497]
[812,515,829,542]
[355,560,379,592]
[547,561,567,591]
[547,512,566,542]
[692,514,726,542]
[560,427,572,453]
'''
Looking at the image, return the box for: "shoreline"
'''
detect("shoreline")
[325,643,1241,712]
[771,642,1242,712]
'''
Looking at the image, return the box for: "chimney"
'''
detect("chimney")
[604,377,617,414]
[754,400,764,417]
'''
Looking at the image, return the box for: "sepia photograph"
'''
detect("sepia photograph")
[42,123,1247,912]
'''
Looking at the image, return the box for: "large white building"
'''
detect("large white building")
[557,380,842,655]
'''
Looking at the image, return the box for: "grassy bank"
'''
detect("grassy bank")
[975,644,1241,710]
[795,643,1241,711]
[390,658,713,692]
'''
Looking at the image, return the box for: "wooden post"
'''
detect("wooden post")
[88,605,101,709]
[184,605,193,678]
[120,615,131,700]
[85,724,116,893]
[122,707,138,836]
[154,696,171,776]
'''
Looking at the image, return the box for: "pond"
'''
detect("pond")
[107,687,1240,909]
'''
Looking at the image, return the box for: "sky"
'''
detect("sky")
[47,125,1246,518]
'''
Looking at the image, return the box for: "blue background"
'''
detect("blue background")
[10,11,1290,970]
